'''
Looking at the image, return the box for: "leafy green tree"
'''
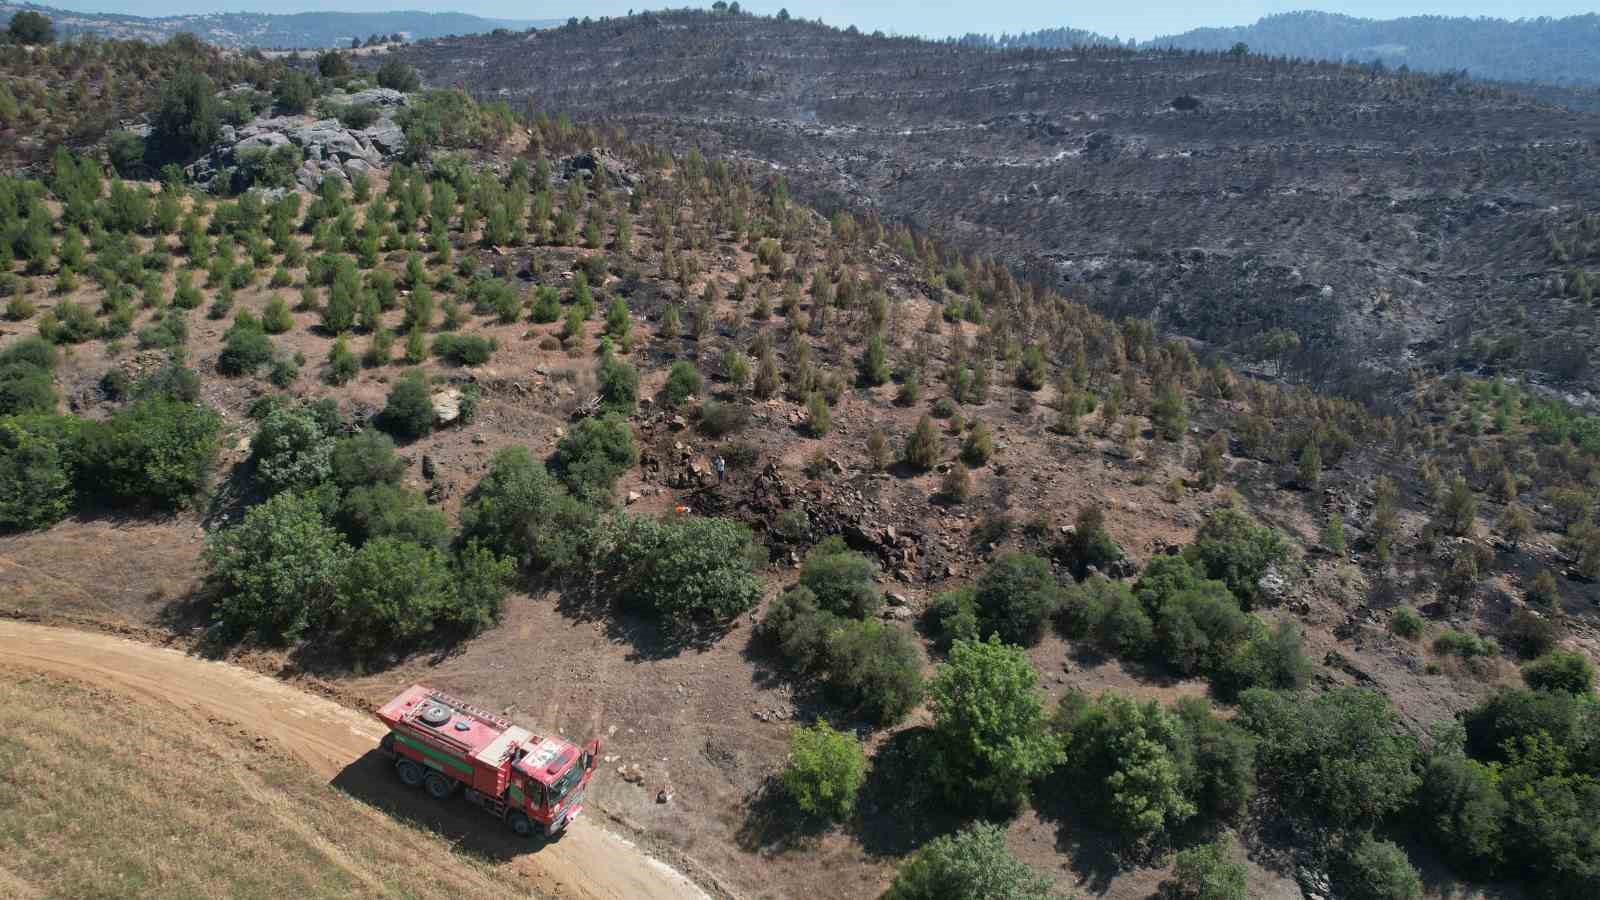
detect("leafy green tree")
[1335,834,1422,900]
[1417,746,1507,875]
[336,484,448,549]
[1238,687,1420,830]
[218,312,275,377]
[799,537,882,618]
[596,349,639,415]
[272,71,317,114]
[822,618,924,723]
[332,537,457,651]
[1169,835,1249,900]
[151,67,219,160]
[377,370,434,440]
[663,360,702,407]
[0,417,75,531]
[329,429,405,489]
[1057,692,1198,841]
[972,552,1062,646]
[206,490,351,641]
[882,823,1053,900]
[6,10,54,44]
[460,446,595,570]
[0,361,57,416]
[551,414,637,498]
[1187,507,1288,607]
[781,721,866,822]
[602,514,764,629]
[928,637,1062,812]
[1523,650,1596,696]
[251,405,335,494]
[376,59,421,92]
[77,398,220,508]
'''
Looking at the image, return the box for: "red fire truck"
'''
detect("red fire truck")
[376,685,600,838]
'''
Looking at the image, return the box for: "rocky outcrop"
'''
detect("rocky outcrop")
[186,91,410,192]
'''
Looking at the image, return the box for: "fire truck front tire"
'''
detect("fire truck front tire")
[396,758,424,787]
[423,771,456,800]
[507,811,534,837]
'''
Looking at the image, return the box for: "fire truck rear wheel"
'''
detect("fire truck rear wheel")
[508,811,533,837]
[396,759,424,787]
[424,771,456,800]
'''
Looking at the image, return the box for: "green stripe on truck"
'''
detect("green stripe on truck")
[392,731,475,774]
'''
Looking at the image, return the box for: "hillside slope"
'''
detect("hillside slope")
[391,10,1600,403]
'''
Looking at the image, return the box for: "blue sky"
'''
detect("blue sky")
[39,1,1600,41]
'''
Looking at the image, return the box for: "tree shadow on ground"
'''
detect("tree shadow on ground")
[851,727,966,859]
[331,748,563,862]
[734,775,831,855]
[1029,769,1136,896]
[553,572,731,661]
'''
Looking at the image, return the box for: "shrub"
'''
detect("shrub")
[1502,608,1562,658]
[799,537,881,617]
[1334,835,1422,900]
[77,398,220,508]
[1238,687,1419,830]
[151,67,219,160]
[251,405,335,494]
[782,721,867,822]
[961,421,993,466]
[1060,505,1124,577]
[603,514,764,629]
[336,484,449,549]
[1187,507,1289,607]
[663,360,702,407]
[927,637,1062,812]
[1417,751,1507,874]
[377,59,421,92]
[262,294,295,334]
[761,587,838,672]
[432,331,496,366]
[824,618,924,723]
[377,370,434,440]
[1169,835,1249,900]
[928,586,980,650]
[551,414,637,498]
[1434,628,1498,660]
[972,552,1063,646]
[0,361,57,416]
[325,336,359,386]
[1154,580,1253,676]
[272,71,317,114]
[882,823,1053,900]
[218,313,276,377]
[460,446,595,570]
[1214,621,1311,699]
[330,429,406,489]
[806,392,832,436]
[0,417,75,531]
[698,399,749,436]
[1056,691,1198,841]
[1391,607,1424,640]
[1523,650,1596,695]
[332,537,458,651]
[903,414,940,469]
[596,350,639,415]
[206,490,351,641]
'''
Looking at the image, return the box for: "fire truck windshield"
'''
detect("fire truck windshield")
[547,761,583,805]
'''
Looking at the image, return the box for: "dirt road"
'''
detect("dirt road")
[0,619,711,900]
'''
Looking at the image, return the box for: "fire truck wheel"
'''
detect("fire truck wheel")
[507,811,533,837]
[396,759,424,787]
[423,771,456,800]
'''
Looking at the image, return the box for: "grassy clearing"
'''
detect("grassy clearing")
[0,668,530,899]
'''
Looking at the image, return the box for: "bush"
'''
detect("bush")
[902,414,940,469]
[272,71,318,114]
[1238,687,1419,830]
[1502,608,1562,659]
[653,361,700,409]
[799,537,881,618]
[1187,507,1289,607]
[432,331,495,366]
[376,59,421,92]
[336,483,449,549]
[824,618,925,723]
[377,370,434,440]
[1417,751,1507,874]
[603,514,764,629]
[1056,691,1198,841]
[882,822,1054,900]
[0,361,57,416]
[330,428,406,489]
[1214,621,1310,699]
[551,414,637,498]
[77,398,220,508]
[329,102,380,130]
[0,417,75,531]
[7,10,54,44]
[1391,607,1424,640]
[251,405,335,494]
[151,67,219,160]
[698,399,749,436]
[1169,835,1249,900]
[596,350,639,415]
[460,446,595,570]
[1434,628,1498,660]
[218,313,276,377]
[206,490,351,641]
[928,586,980,650]
[761,587,837,672]
[331,537,458,651]
[1335,835,1422,900]
[928,637,1062,812]
[781,721,866,822]
[1060,505,1124,577]
[961,421,993,466]
[1523,650,1596,695]
[970,552,1063,646]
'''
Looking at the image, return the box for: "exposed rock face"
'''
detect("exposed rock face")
[186,91,410,192]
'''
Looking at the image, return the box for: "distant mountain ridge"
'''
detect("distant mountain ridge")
[972,11,1600,88]
[0,2,556,49]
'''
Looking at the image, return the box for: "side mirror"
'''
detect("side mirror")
[583,739,600,771]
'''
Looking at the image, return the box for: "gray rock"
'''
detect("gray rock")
[362,121,407,157]
[1258,565,1290,603]
[217,125,237,145]
[432,388,462,426]
[346,88,409,108]
[232,131,291,156]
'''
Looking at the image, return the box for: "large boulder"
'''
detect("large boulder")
[362,121,407,158]
[232,131,291,156]
[290,120,376,164]
[345,87,409,109]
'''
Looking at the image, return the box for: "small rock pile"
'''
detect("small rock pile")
[188,88,411,192]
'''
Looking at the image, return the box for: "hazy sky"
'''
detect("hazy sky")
[41,1,1600,41]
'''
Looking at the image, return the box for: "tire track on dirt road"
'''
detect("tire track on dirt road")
[0,619,711,900]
